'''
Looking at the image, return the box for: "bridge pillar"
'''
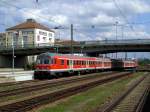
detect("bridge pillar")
[14,56,28,68]
[0,55,28,68]
[0,55,11,67]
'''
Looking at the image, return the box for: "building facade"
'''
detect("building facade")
[6,19,55,47]
[0,33,6,47]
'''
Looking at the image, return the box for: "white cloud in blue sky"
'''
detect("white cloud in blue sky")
[0,0,150,41]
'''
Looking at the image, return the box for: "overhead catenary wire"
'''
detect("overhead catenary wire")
[0,0,134,30]
[0,1,137,28]
[112,0,139,37]
[1,0,149,40]
[0,0,59,25]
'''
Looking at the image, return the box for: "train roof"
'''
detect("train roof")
[39,52,96,59]
[38,52,111,60]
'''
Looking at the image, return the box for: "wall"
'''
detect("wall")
[6,28,55,47]
[35,29,55,45]
[0,33,6,46]
[6,29,35,47]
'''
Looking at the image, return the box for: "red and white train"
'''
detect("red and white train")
[34,53,138,79]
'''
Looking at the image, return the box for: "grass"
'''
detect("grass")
[37,72,144,112]
[0,72,113,105]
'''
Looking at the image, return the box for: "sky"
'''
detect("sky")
[0,0,150,58]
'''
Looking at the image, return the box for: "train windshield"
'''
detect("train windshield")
[36,55,51,64]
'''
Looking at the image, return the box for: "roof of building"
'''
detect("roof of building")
[6,19,54,32]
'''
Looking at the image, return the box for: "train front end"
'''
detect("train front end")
[34,53,53,79]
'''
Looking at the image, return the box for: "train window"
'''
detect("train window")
[77,61,80,65]
[73,61,75,65]
[51,58,56,64]
[78,61,80,65]
[61,60,64,65]
[54,58,56,64]
[44,59,49,64]
[67,60,69,65]
[75,61,77,65]
[51,59,53,64]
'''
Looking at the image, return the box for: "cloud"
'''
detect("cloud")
[51,15,68,25]
[120,0,150,14]
[0,0,150,41]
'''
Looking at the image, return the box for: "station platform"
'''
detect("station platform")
[0,70,34,83]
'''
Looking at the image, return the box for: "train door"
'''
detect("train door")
[69,60,73,70]
[86,60,89,68]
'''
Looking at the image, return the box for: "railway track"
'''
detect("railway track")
[0,80,41,89]
[0,72,132,112]
[0,72,118,98]
[0,72,114,91]
[95,73,149,112]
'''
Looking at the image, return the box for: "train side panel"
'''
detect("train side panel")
[34,53,138,79]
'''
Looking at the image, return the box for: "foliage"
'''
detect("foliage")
[38,73,142,112]
[138,58,150,66]
[24,62,36,70]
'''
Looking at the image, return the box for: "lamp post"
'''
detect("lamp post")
[12,33,14,75]
[71,24,73,55]
[12,32,17,75]
[115,21,118,59]
[56,46,58,53]
[54,46,58,53]
[81,45,84,54]
[121,25,124,40]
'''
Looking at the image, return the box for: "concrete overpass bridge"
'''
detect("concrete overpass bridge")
[0,39,150,67]
[0,39,150,55]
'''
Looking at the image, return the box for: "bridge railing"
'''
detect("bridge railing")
[79,39,150,45]
[0,43,59,50]
[0,39,150,50]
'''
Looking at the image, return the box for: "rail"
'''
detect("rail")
[0,72,131,112]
